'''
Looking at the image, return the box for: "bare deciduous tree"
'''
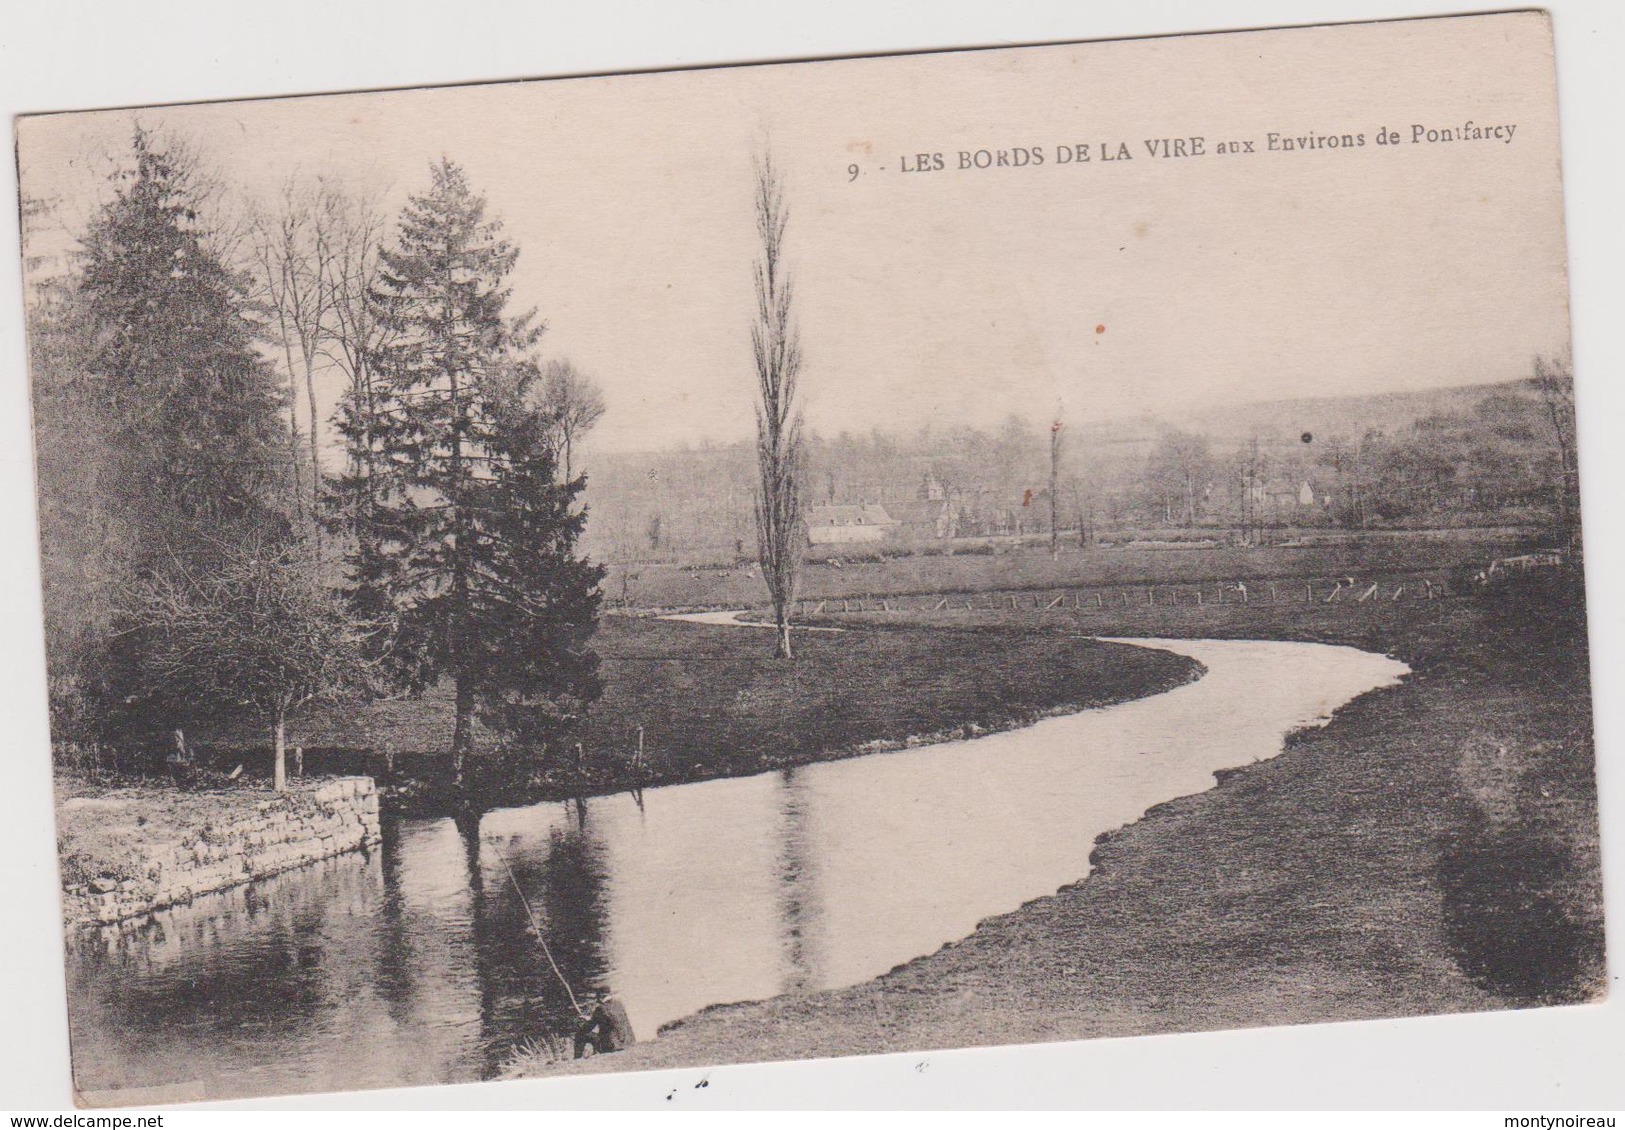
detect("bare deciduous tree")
[119,535,380,791]
[251,177,339,530]
[750,151,805,659]
[539,358,606,480]
[1145,427,1212,528]
[320,188,394,567]
[253,179,400,558]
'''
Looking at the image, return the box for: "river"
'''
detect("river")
[63,635,1408,1103]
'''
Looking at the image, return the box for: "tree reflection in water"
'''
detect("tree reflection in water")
[66,639,1410,1102]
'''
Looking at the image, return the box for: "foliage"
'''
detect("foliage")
[77,129,292,541]
[26,132,297,745]
[351,158,605,774]
[102,534,381,783]
[24,196,127,740]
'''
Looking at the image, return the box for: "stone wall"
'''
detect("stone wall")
[63,777,382,928]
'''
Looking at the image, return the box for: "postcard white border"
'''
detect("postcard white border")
[2,0,1620,1111]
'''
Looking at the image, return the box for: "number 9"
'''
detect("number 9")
[847,164,860,182]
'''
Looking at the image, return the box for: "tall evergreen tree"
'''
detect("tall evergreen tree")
[357,159,604,783]
[39,132,296,752]
[24,193,128,742]
[77,129,292,544]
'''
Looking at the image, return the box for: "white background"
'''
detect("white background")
[1,0,1620,1112]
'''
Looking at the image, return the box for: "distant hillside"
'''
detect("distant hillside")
[1164,379,1537,449]
[577,377,1563,565]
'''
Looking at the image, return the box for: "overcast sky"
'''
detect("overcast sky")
[16,12,1570,457]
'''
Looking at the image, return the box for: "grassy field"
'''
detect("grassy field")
[192,615,1201,807]
[511,569,1604,1079]
[611,531,1532,610]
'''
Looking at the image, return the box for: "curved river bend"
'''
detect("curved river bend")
[65,635,1407,1102]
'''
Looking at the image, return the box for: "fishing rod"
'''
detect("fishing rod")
[485,835,586,1019]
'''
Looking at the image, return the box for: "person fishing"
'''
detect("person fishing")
[573,988,635,1058]
[485,835,632,1058]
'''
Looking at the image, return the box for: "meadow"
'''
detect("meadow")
[183,615,1200,807]
[609,529,1535,610]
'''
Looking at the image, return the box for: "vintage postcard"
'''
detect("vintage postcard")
[14,10,1602,1106]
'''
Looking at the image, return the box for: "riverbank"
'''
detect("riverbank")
[509,571,1602,1078]
[54,617,1202,922]
[55,775,381,928]
[190,616,1203,812]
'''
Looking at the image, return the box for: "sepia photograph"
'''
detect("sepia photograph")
[3,2,1620,1111]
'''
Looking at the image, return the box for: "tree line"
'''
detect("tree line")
[25,131,608,791]
[1129,378,1577,540]
[582,365,1578,567]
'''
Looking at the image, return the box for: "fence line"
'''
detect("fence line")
[794,574,1453,618]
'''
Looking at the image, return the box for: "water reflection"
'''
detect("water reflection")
[65,638,1408,1103]
[776,768,825,994]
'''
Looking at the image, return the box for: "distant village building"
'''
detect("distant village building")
[806,474,966,546]
[1249,478,1318,511]
[804,503,898,545]
[889,473,961,541]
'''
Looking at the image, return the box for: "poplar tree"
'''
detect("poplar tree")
[357,159,604,784]
[751,150,806,659]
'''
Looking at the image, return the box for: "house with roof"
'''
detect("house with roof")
[804,502,898,545]
[1248,477,1319,511]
